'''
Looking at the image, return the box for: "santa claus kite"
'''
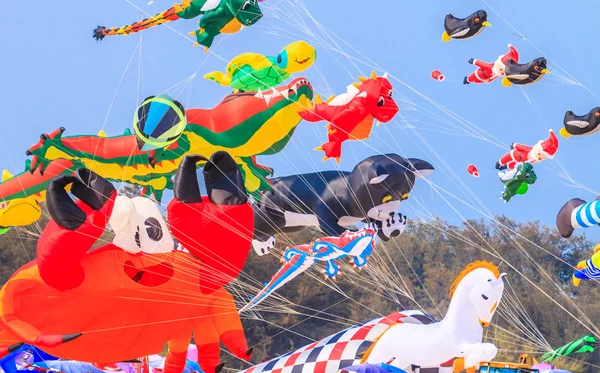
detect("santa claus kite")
[495,129,559,170]
[464,44,519,84]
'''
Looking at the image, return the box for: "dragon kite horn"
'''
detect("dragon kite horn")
[370,70,377,79]
[358,76,368,83]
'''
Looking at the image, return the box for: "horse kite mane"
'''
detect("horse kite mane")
[449,261,501,298]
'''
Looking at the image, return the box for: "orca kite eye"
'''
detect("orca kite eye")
[481,294,489,300]
[377,97,385,107]
[475,18,480,22]
[144,217,164,242]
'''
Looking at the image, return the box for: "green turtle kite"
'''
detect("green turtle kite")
[204,40,316,92]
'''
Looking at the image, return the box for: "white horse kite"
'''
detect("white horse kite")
[363,261,506,373]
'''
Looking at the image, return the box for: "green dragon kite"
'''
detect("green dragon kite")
[94,0,263,50]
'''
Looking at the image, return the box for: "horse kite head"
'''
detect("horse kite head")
[449,261,506,328]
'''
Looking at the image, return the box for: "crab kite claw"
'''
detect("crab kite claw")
[40,168,117,291]
[168,151,253,294]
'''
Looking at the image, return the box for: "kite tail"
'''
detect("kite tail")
[93,4,186,40]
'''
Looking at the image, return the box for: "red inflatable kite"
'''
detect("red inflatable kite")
[467,164,479,177]
[431,70,445,81]
[0,152,254,373]
[299,71,399,162]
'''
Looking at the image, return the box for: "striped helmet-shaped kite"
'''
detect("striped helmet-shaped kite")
[133,94,186,151]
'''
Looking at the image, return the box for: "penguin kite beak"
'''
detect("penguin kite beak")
[541,68,551,75]
[482,21,492,27]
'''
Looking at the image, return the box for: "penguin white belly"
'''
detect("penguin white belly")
[506,73,530,81]
[450,28,470,38]
[567,120,600,136]
[566,120,591,129]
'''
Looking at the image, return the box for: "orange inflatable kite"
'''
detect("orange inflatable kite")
[0,152,254,373]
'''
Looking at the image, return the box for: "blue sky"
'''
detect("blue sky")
[1,0,599,242]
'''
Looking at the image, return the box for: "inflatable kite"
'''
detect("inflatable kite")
[561,107,600,138]
[442,10,491,42]
[541,335,596,362]
[94,0,263,50]
[571,244,600,286]
[495,129,558,170]
[467,164,479,177]
[240,227,377,312]
[556,195,600,238]
[498,162,536,203]
[431,70,445,81]
[204,40,316,91]
[501,57,549,87]
[0,152,254,373]
[363,262,505,372]
[134,95,187,151]
[299,71,399,162]
[238,311,449,373]
[464,44,519,85]
[251,154,434,256]
[239,262,505,373]
[0,78,314,229]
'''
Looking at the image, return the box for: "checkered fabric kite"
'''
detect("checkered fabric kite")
[238,311,441,373]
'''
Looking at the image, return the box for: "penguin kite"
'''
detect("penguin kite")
[561,107,600,139]
[501,57,550,87]
[442,10,491,42]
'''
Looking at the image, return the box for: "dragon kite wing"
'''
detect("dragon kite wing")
[240,247,314,313]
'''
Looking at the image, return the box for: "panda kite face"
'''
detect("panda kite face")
[110,196,175,254]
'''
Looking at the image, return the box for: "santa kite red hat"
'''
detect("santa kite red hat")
[500,44,519,65]
[539,129,559,158]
